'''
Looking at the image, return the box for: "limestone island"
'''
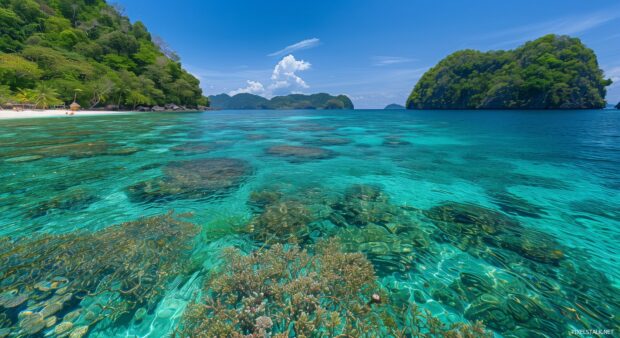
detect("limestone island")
[209,93,354,110]
[407,35,612,110]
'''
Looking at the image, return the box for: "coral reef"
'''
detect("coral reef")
[0,140,140,160]
[424,202,620,336]
[0,213,199,337]
[266,145,336,162]
[169,142,215,155]
[330,184,400,227]
[383,136,412,147]
[178,241,490,337]
[128,158,252,202]
[248,200,314,243]
[26,188,99,218]
[313,137,352,146]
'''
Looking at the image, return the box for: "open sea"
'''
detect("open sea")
[0,109,618,337]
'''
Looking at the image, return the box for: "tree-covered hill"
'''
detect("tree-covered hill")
[0,0,208,110]
[384,103,405,110]
[407,35,612,110]
[209,93,354,110]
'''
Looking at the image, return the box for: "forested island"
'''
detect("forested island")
[407,35,612,110]
[209,93,354,110]
[0,0,208,110]
[385,104,405,110]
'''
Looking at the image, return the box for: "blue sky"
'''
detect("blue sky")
[118,0,620,108]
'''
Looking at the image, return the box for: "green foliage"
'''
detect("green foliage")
[209,93,354,110]
[0,0,206,109]
[32,83,62,108]
[0,85,12,106]
[408,35,612,110]
[0,54,42,89]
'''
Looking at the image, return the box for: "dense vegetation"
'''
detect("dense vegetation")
[209,92,354,110]
[0,0,207,110]
[407,35,612,110]
[385,103,405,110]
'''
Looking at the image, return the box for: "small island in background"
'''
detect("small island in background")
[208,93,354,110]
[407,34,612,110]
[384,104,405,110]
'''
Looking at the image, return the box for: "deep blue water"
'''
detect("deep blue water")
[0,109,618,337]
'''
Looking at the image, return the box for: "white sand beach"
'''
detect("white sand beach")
[0,109,138,120]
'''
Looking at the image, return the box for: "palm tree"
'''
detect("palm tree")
[33,84,62,109]
[15,89,34,105]
[0,86,12,109]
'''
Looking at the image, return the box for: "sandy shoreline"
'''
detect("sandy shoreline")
[0,110,140,120]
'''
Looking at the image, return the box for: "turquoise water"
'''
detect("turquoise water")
[0,109,618,337]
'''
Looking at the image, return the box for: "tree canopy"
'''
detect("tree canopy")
[0,0,208,109]
[407,35,612,110]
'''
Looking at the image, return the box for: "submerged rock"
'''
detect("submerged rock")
[337,224,417,274]
[18,311,46,335]
[27,189,99,218]
[169,142,215,154]
[314,137,352,146]
[489,190,547,218]
[128,158,252,202]
[330,184,399,227]
[4,155,44,163]
[266,145,335,161]
[425,202,517,237]
[382,136,411,147]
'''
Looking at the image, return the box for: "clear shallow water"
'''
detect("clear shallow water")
[0,109,618,337]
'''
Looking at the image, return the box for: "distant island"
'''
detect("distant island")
[407,35,612,110]
[0,0,208,111]
[617,102,620,109]
[384,104,405,110]
[209,93,354,110]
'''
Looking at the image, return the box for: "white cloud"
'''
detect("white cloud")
[268,38,320,57]
[270,54,311,90]
[228,80,266,96]
[228,54,312,98]
[373,56,416,66]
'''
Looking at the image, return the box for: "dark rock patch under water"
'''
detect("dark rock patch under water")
[489,189,547,218]
[128,158,252,202]
[266,145,336,162]
[169,142,215,155]
[0,141,140,160]
[26,189,99,219]
[423,201,620,336]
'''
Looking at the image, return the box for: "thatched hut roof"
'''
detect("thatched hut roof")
[70,102,81,111]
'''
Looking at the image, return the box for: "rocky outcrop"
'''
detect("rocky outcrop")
[407,35,612,110]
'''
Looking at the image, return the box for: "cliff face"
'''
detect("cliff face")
[407,35,612,110]
[209,93,354,110]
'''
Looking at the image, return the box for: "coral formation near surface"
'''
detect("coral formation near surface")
[0,213,199,337]
[178,241,490,337]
